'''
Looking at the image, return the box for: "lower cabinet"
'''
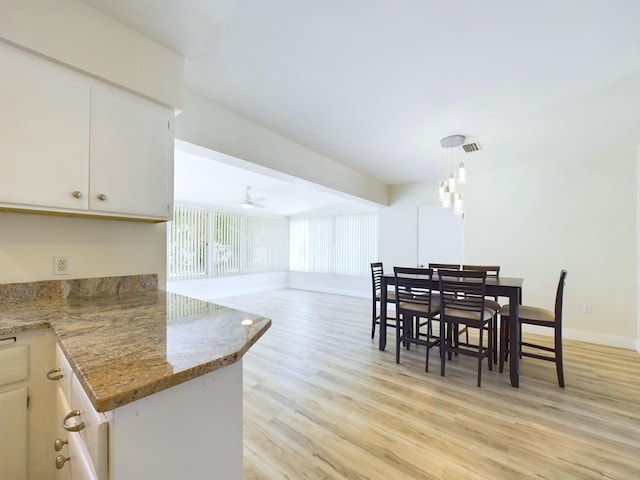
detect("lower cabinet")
[4,332,244,479]
[0,330,52,480]
[48,343,244,479]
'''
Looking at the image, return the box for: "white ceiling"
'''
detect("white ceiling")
[83,0,640,202]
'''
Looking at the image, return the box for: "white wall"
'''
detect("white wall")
[0,212,167,285]
[168,273,288,302]
[379,181,437,270]
[379,148,638,349]
[288,272,370,298]
[638,146,640,352]
[465,148,636,348]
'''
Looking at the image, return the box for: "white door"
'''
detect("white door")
[418,205,463,266]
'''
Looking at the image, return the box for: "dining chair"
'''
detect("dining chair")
[499,270,568,387]
[461,265,501,363]
[393,267,441,372]
[370,262,396,339]
[438,269,496,387]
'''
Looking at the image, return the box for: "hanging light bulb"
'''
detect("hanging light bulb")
[458,161,466,184]
[453,193,464,215]
[448,172,456,192]
[438,180,446,201]
[442,185,452,208]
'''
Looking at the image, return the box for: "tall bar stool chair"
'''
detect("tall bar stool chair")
[393,267,441,372]
[462,265,501,363]
[370,262,396,339]
[499,270,568,387]
[438,269,496,387]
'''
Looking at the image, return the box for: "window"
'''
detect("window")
[168,205,288,280]
[289,213,378,277]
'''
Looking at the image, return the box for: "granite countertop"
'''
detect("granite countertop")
[0,276,271,412]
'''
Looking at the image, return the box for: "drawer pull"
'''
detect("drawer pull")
[62,410,85,432]
[54,438,68,452]
[46,368,64,381]
[55,455,70,470]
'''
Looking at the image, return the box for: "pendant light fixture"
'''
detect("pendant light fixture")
[439,134,466,215]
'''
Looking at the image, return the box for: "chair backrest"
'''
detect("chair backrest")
[555,270,568,326]
[438,269,488,321]
[370,262,383,294]
[393,267,436,315]
[462,264,500,278]
[428,263,460,271]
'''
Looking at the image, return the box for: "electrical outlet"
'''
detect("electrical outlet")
[54,256,71,275]
[583,304,592,314]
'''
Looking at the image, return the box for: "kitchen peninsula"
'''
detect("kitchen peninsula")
[0,274,270,479]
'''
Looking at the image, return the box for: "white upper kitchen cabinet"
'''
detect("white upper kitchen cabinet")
[0,43,90,211]
[0,42,174,222]
[89,86,173,220]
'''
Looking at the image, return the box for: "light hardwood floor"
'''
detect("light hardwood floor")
[215,289,640,480]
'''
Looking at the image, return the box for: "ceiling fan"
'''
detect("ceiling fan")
[239,186,266,209]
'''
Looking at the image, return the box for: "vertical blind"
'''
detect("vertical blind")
[168,205,288,281]
[289,213,378,277]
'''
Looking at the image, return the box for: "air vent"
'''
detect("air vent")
[462,142,480,153]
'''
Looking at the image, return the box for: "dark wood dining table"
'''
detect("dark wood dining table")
[379,273,524,387]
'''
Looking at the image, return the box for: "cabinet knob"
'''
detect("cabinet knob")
[46,368,64,381]
[55,455,70,470]
[72,190,83,199]
[54,438,68,452]
[97,193,107,201]
[62,410,85,432]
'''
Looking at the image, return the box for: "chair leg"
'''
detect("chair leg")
[555,328,565,388]
[487,323,493,372]
[425,338,430,372]
[395,315,402,364]
[499,317,508,373]
[371,297,378,339]
[492,314,498,364]
[440,319,447,377]
[477,324,492,387]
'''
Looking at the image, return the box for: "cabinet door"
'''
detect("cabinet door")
[0,387,28,479]
[0,43,90,211]
[90,86,173,219]
[56,386,98,480]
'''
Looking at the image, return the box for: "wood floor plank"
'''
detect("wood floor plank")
[212,289,640,479]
